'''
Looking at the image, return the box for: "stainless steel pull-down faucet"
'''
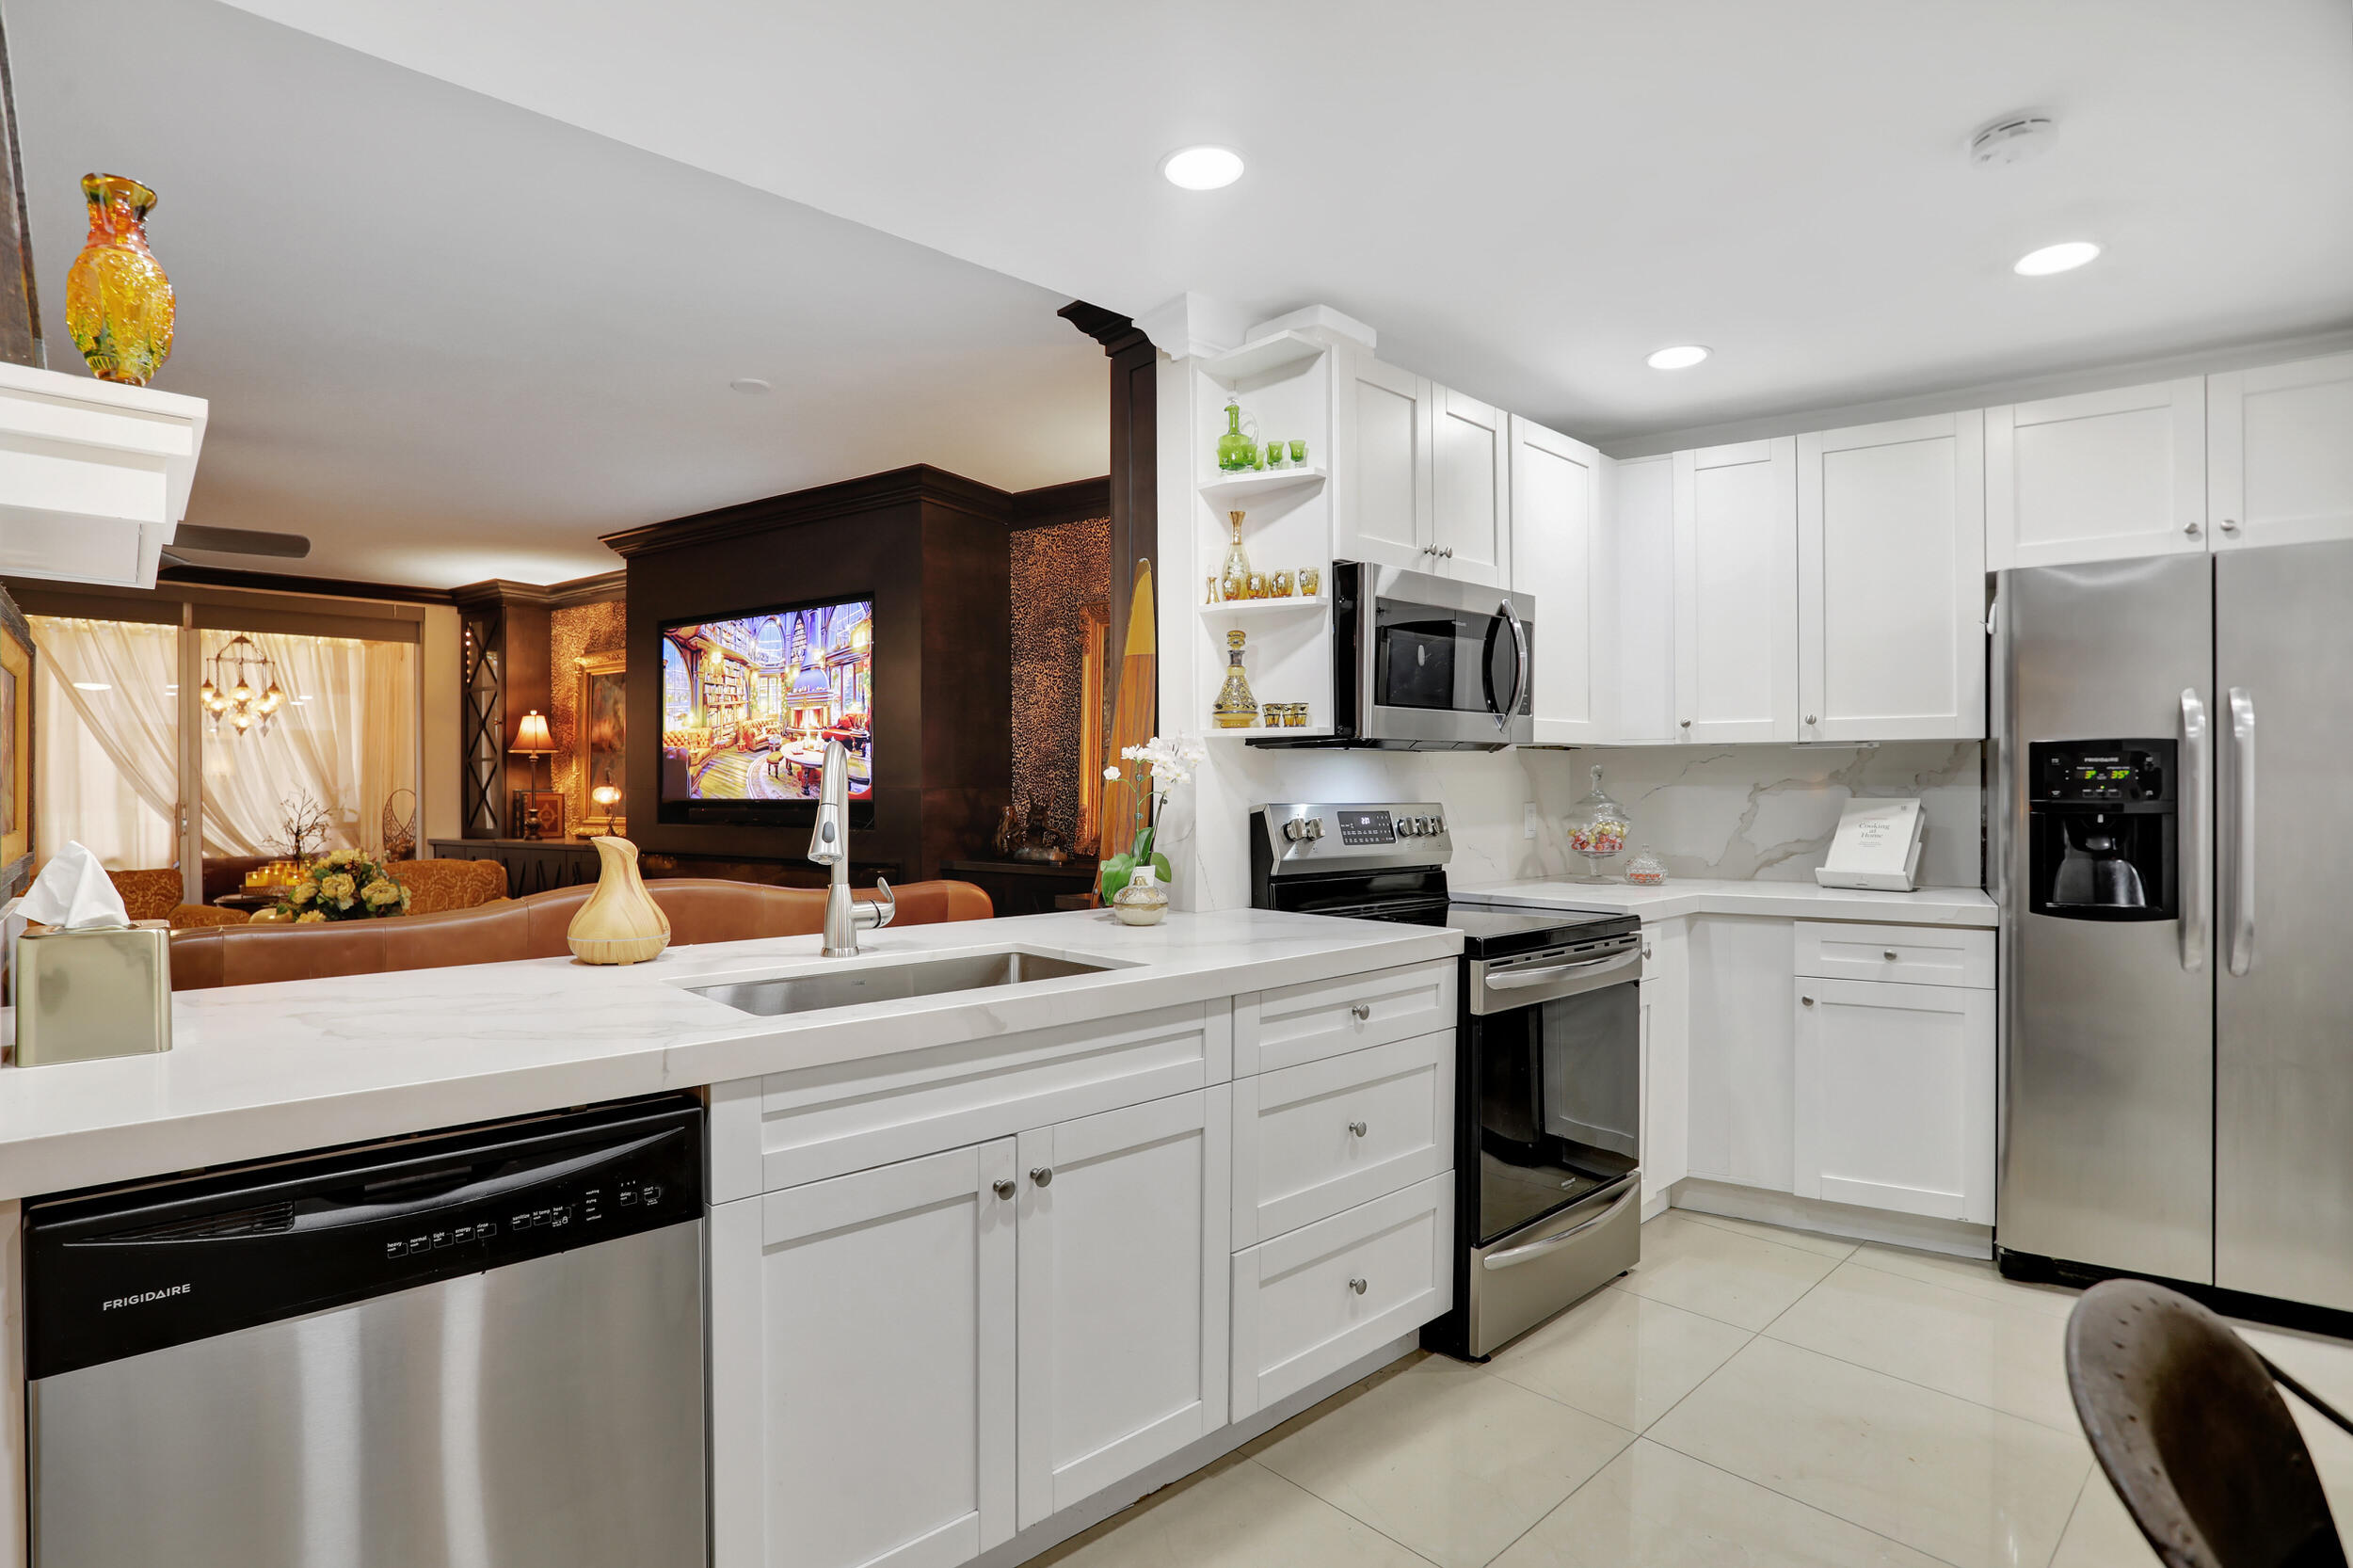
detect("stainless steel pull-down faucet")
[807,739,893,957]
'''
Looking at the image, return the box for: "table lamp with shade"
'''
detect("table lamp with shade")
[509,710,560,840]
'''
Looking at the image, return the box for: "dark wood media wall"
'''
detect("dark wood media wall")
[603,466,1012,883]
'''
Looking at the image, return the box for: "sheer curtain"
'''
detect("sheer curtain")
[201,632,415,856]
[31,616,179,870]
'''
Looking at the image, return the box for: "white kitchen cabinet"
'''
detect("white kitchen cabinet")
[2208,351,2353,552]
[1986,378,2206,568]
[1230,1032,1453,1248]
[1684,916,1797,1192]
[1431,386,1511,585]
[1610,455,1679,744]
[710,1142,1018,1568]
[1793,978,1995,1224]
[1331,348,1431,574]
[1673,440,1800,743]
[1016,1088,1231,1528]
[1639,918,1690,1208]
[1797,412,1986,742]
[1510,415,1609,742]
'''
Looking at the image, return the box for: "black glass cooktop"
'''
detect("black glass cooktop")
[1445,903,1640,958]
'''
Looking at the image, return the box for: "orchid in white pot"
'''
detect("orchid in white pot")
[1097,733,1208,903]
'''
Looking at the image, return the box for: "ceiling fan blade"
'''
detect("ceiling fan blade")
[171,524,312,560]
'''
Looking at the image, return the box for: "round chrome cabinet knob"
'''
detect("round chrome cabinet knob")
[993,1178,1016,1200]
[1349,1002,1371,1021]
[1030,1166,1053,1187]
[1348,1120,1369,1138]
[1348,1276,1369,1295]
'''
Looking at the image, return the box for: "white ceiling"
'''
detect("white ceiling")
[10,0,1109,586]
[216,0,2353,448]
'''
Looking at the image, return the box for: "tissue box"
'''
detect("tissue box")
[13,921,173,1066]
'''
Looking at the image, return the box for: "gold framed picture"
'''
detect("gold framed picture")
[576,652,626,836]
[0,590,32,894]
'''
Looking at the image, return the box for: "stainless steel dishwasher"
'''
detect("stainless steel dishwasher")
[24,1095,706,1568]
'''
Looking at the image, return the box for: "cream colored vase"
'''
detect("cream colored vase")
[568,836,671,964]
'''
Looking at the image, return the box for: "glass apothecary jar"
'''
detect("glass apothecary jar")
[1624,845,1668,887]
[1564,765,1631,883]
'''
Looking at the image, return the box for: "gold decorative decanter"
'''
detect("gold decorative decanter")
[1211,628,1259,728]
[1219,510,1253,602]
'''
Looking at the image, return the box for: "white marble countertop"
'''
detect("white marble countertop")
[0,908,1458,1202]
[1451,876,1996,926]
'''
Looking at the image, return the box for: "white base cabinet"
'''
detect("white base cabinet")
[1793,979,1994,1224]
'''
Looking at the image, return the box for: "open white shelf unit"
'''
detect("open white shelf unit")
[1184,336,1339,742]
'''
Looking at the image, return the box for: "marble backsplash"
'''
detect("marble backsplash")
[1513,743,1984,890]
[1170,738,1982,910]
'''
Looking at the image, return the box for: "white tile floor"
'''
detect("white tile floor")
[1034,1208,2353,1568]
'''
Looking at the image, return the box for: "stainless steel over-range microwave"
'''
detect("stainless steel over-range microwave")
[1252,561,1534,752]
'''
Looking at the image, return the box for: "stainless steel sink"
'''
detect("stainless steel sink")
[688,950,1123,1017]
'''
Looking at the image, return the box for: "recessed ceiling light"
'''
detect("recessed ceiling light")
[72,680,110,692]
[2014,241,2101,277]
[728,376,772,394]
[1160,146,1245,191]
[1646,344,1710,371]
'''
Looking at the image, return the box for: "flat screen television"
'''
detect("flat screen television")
[658,596,874,823]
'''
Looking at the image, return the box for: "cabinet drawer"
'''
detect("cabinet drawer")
[1232,1032,1454,1247]
[1794,921,1993,989]
[1235,959,1456,1076]
[708,1001,1232,1200]
[1230,1172,1453,1420]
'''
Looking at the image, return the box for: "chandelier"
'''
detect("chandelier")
[199,633,285,737]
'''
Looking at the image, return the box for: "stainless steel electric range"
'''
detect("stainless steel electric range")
[1250,802,1642,1359]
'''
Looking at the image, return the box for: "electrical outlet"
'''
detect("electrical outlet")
[1522,803,1540,840]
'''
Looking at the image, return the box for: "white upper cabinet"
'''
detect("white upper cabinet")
[1797,412,1987,742]
[1673,439,1800,743]
[1330,349,1431,574]
[2208,351,2353,552]
[1431,387,1511,585]
[1610,456,1679,744]
[1986,378,2206,568]
[1509,416,1608,742]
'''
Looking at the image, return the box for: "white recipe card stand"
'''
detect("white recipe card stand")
[1815,797,1926,892]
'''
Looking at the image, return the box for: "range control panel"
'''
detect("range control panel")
[2033,740,2172,805]
[1256,802,1453,875]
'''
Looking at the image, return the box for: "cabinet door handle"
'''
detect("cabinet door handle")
[2185,520,2203,537]
[1347,1276,1368,1295]
[1679,719,1691,729]
[1348,1120,1369,1138]
[1642,941,1653,959]
[1801,995,1816,1006]
[1805,714,1817,726]
[1349,1002,1371,1022]
[1030,1166,1053,1188]
[2220,518,2239,534]
[992,1178,1016,1200]
[1882,950,1899,961]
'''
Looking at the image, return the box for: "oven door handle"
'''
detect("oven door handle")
[1481,946,1641,991]
[1482,1176,1641,1270]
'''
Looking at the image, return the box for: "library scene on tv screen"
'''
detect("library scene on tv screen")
[660,600,872,802]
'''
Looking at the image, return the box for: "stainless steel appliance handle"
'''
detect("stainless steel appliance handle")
[2228,686,2256,976]
[1482,1177,1640,1270]
[2180,688,2210,972]
[1481,946,1641,991]
[1497,600,1529,732]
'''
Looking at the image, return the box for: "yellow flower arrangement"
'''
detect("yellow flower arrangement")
[271,851,412,922]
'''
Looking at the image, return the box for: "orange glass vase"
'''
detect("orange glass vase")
[65,173,175,386]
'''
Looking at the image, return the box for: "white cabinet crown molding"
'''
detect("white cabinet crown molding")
[0,360,207,591]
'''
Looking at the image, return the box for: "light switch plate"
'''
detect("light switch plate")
[1522,803,1540,840]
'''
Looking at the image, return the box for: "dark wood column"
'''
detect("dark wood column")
[449,580,554,839]
[1059,302,1157,739]
[0,10,41,367]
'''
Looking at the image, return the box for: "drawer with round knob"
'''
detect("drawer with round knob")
[1233,958,1456,1076]
[1230,1031,1454,1247]
[1229,1172,1454,1420]
[1794,921,1994,989]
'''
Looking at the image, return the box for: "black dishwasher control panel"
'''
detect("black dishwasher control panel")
[25,1095,703,1380]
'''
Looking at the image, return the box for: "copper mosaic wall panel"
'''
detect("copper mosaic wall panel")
[550,598,627,811]
[1009,516,1111,853]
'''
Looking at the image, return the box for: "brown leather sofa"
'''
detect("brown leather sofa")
[168,877,995,990]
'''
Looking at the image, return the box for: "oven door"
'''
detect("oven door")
[1455,940,1642,1355]
[1354,565,1534,747]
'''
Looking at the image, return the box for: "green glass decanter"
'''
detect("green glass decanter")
[1216,400,1257,472]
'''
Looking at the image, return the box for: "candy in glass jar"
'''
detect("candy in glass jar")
[1564,764,1631,882]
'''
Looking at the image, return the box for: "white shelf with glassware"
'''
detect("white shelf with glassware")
[1196,593,1327,620]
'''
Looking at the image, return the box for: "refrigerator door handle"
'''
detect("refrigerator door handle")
[2180,688,2211,972]
[2227,686,2256,976]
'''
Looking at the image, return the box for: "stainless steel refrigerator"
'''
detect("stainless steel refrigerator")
[1993,541,2353,1312]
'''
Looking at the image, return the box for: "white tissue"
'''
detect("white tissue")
[2,842,134,1003]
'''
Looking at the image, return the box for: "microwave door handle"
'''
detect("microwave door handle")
[1497,600,1529,731]
[2227,686,2255,976]
[2180,688,2210,972]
